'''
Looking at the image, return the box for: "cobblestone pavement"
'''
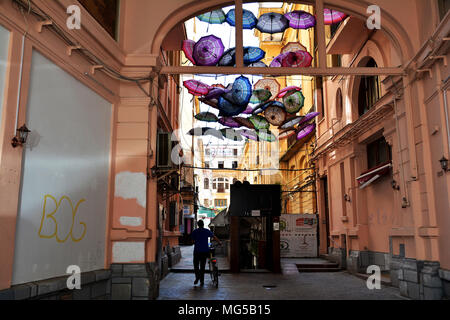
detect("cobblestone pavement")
[159,246,407,300]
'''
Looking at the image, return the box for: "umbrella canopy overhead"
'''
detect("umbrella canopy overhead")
[297,112,320,127]
[232,76,252,106]
[250,89,272,104]
[278,128,297,140]
[277,86,302,98]
[226,9,258,29]
[249,115,270,130]
[197,9,227,24]
[183,80,211,96]
[182,40,196,64]
[270,52,289,67]
[205,87,231,100]
[195,112,218,122]
[218,96,247,117]
[264,106,287,126]
[279,115,304,129]
[297,123,316,140]
[188,127,223,140]
[281,42,307,54]
[284,10,316,29]
[254,79,280,100]
[244,47,266,65]
[240,129,259,141]
[199,97,219,109]
[256,12,289,34]
[324,9,348,25]
[242,105,254,114]
[281,50,313,68]
[193,35,225,66]
[234,117,255,129]
[218,48,236,66]
[283,91,305,114]
[257,130,277,142]
[221,128,243,141]
[247,61,268,68]
[218,117,241,128]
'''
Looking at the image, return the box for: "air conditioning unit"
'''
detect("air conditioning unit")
[157,132,173,168]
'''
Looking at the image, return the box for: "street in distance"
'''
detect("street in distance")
[178,304,271,318]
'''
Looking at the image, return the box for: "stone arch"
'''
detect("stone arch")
[151,0,414,65]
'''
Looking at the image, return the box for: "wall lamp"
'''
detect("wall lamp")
[11,125,31,148]
[439,156,448,172]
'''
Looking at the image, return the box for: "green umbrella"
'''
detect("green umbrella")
[250,89,272,104]
[197,10,227,24]
[283,90,305,114]
[194,112,218,122]
[249,115,270,130]
[257,130,277,142]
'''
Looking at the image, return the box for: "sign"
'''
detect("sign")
[251,210,261,217]
[273,222,280,231]
[280,214,318,258]
[183,205,191,216]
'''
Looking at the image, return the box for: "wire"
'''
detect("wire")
[184,165,314,172]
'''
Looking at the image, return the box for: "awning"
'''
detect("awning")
[357,162,392,189]
[198,206,217,218]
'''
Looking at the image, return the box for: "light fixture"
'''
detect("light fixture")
[11,125,31,148]
[344,194,351,202]
[439,156,448,172]
[391,180,400,190]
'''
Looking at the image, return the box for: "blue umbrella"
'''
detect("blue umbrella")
[244,47,266,65]
[218,97,247,117]
[256,12,289,40]
[197,10,227,24]
[218,48,236,66]
[226,9,258,29]
[232,76,252,106]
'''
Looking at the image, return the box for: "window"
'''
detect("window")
[214,199,228,207]
[204,178,209,190]
[232,161,238,169]
[218,161,224,169]
[315,76,325,120]
[213,181,217,190]
[367,137,392,170]
[233,149,238,156]
[358,58,381,117]
[438,0,450,20]
[204,162,210,168]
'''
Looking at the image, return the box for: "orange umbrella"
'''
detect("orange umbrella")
[254,79,280,101]
[281,42,307,54]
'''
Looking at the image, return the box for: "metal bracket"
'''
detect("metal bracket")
[416,68,432,78]
[36,20,52,33]
[428,55,448,66]
[67,45,82,56]
[90,65,104,75]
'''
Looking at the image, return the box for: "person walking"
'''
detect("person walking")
[190,219,222,286]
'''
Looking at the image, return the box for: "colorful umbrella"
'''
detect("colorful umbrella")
[205,87,231,100]
[241,129,259,141]
[278,128,297,140]
[279,115,304,129]
[249,115,270,130]
[221,128,243,141]
[254,79,280,100]
[234,117,255,129]
[193,35,225,66]
[195,112,218,122]
[244,47,266,65]
[324,9,348,25]
[242,105,254,114]
[183,80,211,96]
[226,9,258,29]
[250,89,272,104]
[218,48,236,66]
[218,117,241,128]
[297,123,316,140]
[252,100,274,115]
[199,97,219,109]
[232,76,252,106]
[257,130,277,142]
[256,12,289,35]
[264,106,287,126]
[182,40,196,64]
[283,91,305,114]
[218,96,247,117]
[277,86,302,99]
[284,10,316,29]
[197,10,227,24]
[281,50,313,68]
[281,42,307,54]
[270,52,290,67]
[297,112,320,127]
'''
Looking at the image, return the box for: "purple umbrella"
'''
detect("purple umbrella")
[297,123,316,140]
[193,35,225,66]
[218,117,241,128]
[205,87,231,100]
[324,9,348,25]
[297,112,320,127]
[241,129,259,141]
[242,105,254,114]
[270,52,289,67]
[284,10,316,29]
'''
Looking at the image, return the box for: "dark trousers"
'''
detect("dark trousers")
[193,251,209,283]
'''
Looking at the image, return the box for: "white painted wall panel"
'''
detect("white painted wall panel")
[0,25,10,127]
[12,51,112,285]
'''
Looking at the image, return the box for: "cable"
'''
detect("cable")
[184,165,314,171]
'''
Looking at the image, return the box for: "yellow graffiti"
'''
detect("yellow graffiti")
[38,195,87,243]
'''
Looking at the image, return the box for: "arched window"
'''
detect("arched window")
[336,88,343,120]
[204,178,209,190]
[358,58,381,117]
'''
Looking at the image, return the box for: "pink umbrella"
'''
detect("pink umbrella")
[183,80,211,96]
[281,50,313,68]
[324,9,348,25]
[277,86,302,98]
[269,52,289,67]
[182,40,196,65]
